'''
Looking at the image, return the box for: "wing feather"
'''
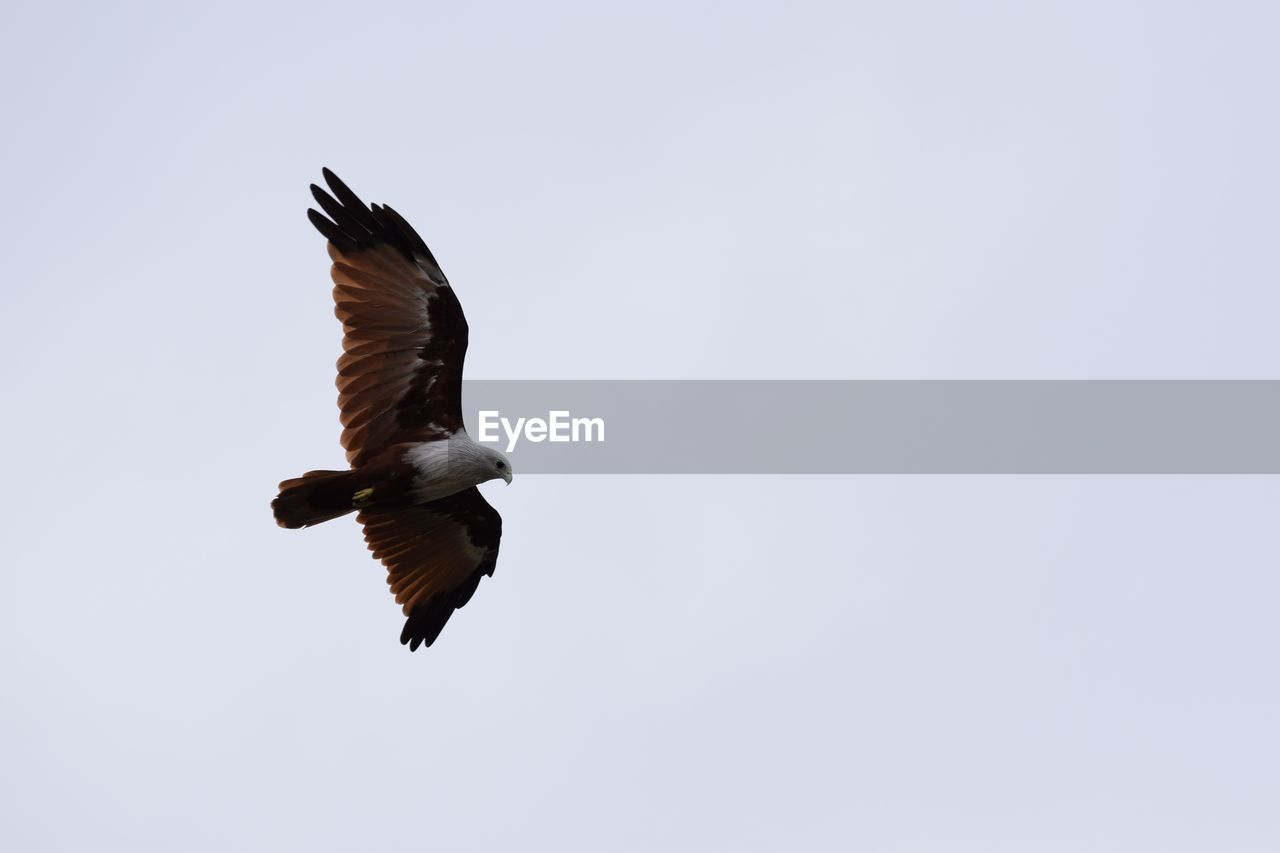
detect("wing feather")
[306,169,470,465]
[358,488,502,650]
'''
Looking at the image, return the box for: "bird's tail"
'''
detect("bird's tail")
[272,469,361,529]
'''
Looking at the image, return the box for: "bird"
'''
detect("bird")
[272,169,511,651]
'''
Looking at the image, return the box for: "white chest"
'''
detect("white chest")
[404,435,489,503]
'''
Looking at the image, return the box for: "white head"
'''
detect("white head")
[473,443,514,485]
[406,433,513,502]
[443,435,513,486]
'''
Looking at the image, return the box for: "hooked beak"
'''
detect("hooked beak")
[501,469,513,485]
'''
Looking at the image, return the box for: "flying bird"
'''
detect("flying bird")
[272,169,511,651]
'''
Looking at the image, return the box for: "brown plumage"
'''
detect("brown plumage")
[360,487,502,650]
[272,169,507,651]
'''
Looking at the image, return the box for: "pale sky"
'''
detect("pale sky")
[2,1,1279,850]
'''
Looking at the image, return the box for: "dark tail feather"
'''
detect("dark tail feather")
[272,470,360,529]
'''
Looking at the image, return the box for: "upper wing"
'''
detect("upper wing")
[307,168,470,466]
[358,487,502,651]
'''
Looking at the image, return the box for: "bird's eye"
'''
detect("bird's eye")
[496,461,506,469]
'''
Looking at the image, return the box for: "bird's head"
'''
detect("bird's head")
[480,446,514,485]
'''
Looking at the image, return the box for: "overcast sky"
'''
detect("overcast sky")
[2,1,1279,850]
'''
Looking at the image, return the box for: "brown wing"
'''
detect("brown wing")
[358,487,503,651]
[307,168,470,466]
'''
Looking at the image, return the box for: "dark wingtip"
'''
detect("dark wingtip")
[306,169,438,268]
[401,621,418,651]
[306,207,333,231]
[307,207,354,251]
[322,167,357,202]
[320,169,380,233]
[321,167,344,193]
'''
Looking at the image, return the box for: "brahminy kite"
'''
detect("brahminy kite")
[272,169,510,651]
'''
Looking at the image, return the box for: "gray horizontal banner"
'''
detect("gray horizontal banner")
[459,380,1280,474]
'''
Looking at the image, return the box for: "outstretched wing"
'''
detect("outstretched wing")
[307,168,470,466]
[358,487,502,651]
